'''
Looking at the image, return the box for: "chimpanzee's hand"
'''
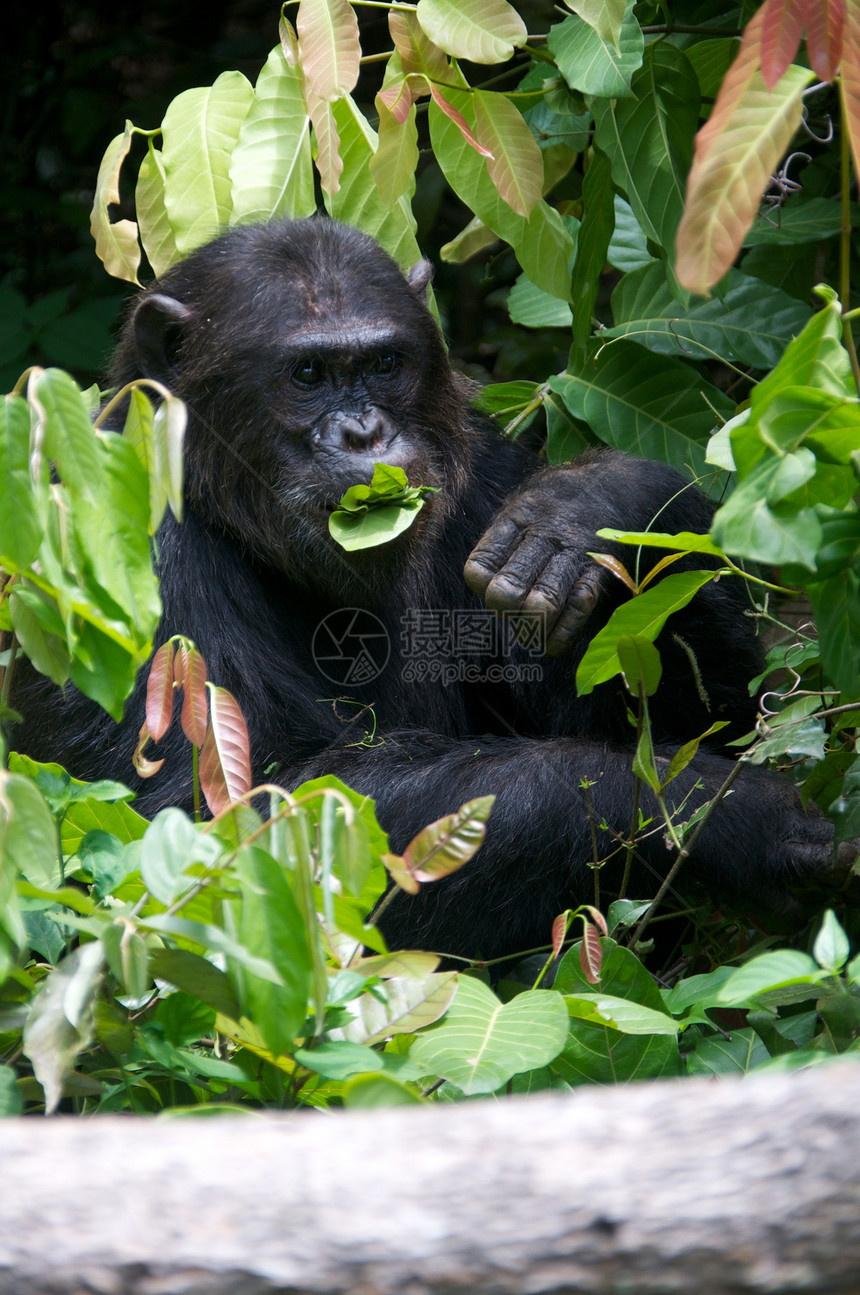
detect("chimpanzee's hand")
[464,469,616,656]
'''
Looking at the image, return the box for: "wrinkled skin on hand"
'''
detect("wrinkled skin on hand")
[464,450,717,656]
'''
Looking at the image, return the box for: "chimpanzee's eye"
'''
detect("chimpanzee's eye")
[373,351,398,376]
[292,357,325,386]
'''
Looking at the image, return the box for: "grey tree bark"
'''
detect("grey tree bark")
[1,1062,859,1295]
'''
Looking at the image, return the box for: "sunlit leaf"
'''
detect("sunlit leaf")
[370,99,419,209]
[473,89,543,218]
[410,976,569,1094]
[161,71,254,255]
[89,123,141,285]
[308,94,343,196]
[0,395,41,571]
[760,0,808,89]
[135,142,180,278]
[23,941,104,1114]
[296,0,360,102]
[402,794,495,881]
[548,0,644,98]
[429,86,493,158]
[415,0,527,64]
[229,45,315,223]
[389,9,449,80]
[334,972,458,1044]
[564,0,626,50]
[676,11,814,296]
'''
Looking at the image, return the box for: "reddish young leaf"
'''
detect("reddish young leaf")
[389,9,449,81]
[552,910,572,959]
[176,641,208,747]
[840,5,860,179]
[402,794,495,881]
[760,0,808,89]
[133,720,165,779]
[429,85,494,158]
[378,80,417,126]
[198,685,252,815]
[590,552,638,593]
[296,0,360,103]
[307,94,343,195]
[806,0,845,81]
[579,920,603,985]
[581,904,609,937]
[145,640,176,742]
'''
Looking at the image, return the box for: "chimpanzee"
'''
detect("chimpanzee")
[13,217,837,960]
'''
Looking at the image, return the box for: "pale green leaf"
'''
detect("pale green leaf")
[548,0,644,98]
[229,46,315,223]
[415,0,527,64]
[161,71,255,255]
[370,100,419,209]
[0,395,41,571]
[135,142,180,278]
[89,123,141,285]
[564,0,626,50]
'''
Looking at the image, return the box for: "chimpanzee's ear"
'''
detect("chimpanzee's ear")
[133,293,193,381]
[406,259,434,299]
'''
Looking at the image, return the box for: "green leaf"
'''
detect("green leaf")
[742,197,857,245]
[410,976,569,1094]
[140,809,224,906]
[548,0,644,97]
[89,123,141,285]
[430,86,575,301]
[0,770,62,890]
[370,101,419,210]
[135,142,180,278]
[343,1073,424,1106]
[564,0,626,49]
[326,95,422,271]
[149,947,241,1018]
[507,275,573,328]
[229,46,315,223]
[715,950,827,1006]
[227,845,312,1056]
[813,909,851,973]
[617,633,662,698]
[592,42,699,263]
[22,940,104,1114]
[564,992,679,1035]
[571,147,614,354]
[807,573,860,697]
[0,395,41,571]
[77,831,138,899]
[415,0,527,63]
[608,264,811,370]
[0,1065,23,1117]
[551,342,734,480]
[710,461,823,570]
[685,1027,769,1076]
[161,71,254,255]
[334,973,458,1045]
[576,570,715,695]
[606,195,650,273]
[294,1040,384,1079]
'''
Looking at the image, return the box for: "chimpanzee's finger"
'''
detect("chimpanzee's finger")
[481,535,560,613]
[544,567,606,655]
[463,516,522,596]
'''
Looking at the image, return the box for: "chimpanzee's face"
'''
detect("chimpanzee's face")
[126,219,470,590]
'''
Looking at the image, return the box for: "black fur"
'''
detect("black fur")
[12,217,835,960]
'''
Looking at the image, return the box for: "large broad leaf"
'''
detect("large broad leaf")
[333,972,458,1045]
[23,941,104,1114]
[135,143,180,278]
[593,41,699,265]
[508,275,573,328]
[89,124,141,285]
[410,976,569,1094]
[161,71,254,255]
[676,30,814,295]
[429,86,574,301]
[472,89,543,219]
[571,148,614,353]
[608,263,811,369]
[742,196,855,246]
[564,0,626,50]
[549,341,734,481]
[296,0,360,102]
[0,770,60,890]
[548,0,644,98]
[370,99,419,210]
[227,845,312,1056]
[229,46,315,224]
[326,96,421,271]
[415,0,527,64]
